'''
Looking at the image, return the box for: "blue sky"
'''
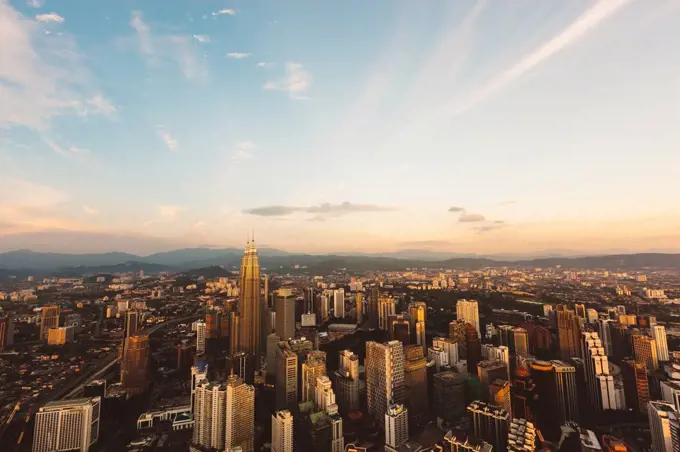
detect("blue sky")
[1,0,679,255]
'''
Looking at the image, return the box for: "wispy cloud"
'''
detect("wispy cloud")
[26,0,43,7]
[244,202,395,218]
[44,139,91,159]
[129,11,207,82]
[227,52,251,59]
[448,206,465,213]
[212,9,236,16]
[256,62,273,68]
[496,200,518,206]
[231,141,256,160]
[156,126,179,151]
[474,223,505,233]
[36,13,64,23]
[82,205,98,215]
[86,94,117,116]
[192,34,210,43]
[263,62,311,99]
[459,213,486,223]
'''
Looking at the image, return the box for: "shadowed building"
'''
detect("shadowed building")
[403,345,428,428]
[121,333,150,396]
[557,305,581,360]
[466,324,482,376]
[449,320,468,359]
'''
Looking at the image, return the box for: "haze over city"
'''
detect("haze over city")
[2,0,680,255]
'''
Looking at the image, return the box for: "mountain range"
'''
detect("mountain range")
[1,249,680,276]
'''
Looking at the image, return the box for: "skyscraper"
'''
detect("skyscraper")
[370,286,379,328]
[597,319,614,357]
[582,331,617,411]
[477,360,508,390]
[302,351,327,403]
[276,342,299,410]
[195,320,207,354]
[378,297,396,331]
[271,410,294,452]
[514,328,529,358]
[457,300,480,337]
[238,240,262,361]
[275,288,296,341]
[481,345,510,380]
[409,302,427,352]
[0,316,14,350]
[557,305,581,360]
[498,325,515,351]
[466,323,482,375]
[388,314,411,346]
[403,344,428,428]
[433,371,467,426]
[467,401,510,452]
[125,309,140,340]
[633,334,659,371]
[121,333,150,395]
[652,325,670,362]
[552,360,579,425]
[648,401,680,452]
[33,397,101,452]
[333,289,345,318]
[622,359,649,414]
[489,379,512,418]
[366,340,405,427]
[333,350,360,413]
[266,333,280,375]
[193,381,227,450]
[449,320,468,359]
[511,363,536,422]
[433,337,460,370]
[355,292,363,324]
[385,404,409,452]
[40,305,60,341]
[190,362,209,412]
[507,418,536,452]
[225,373,255,452]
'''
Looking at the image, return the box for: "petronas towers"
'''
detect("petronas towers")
[236,239,262,361]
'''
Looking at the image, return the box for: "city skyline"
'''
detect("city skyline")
[2,0,680,255]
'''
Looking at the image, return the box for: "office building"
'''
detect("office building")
[0,316,14,350]
[449,320,468,358]
[125,309,140,340]
[369,286,380,328]
[433,371,467,426]
[333,289,345,318]
[429,346,449,372]
[529,360,577,438]
[662,381,680,411]
[195,320,207,354]
[238,239,262,360]
[477,360,508,390]
[33,397,101,452]
[314,375,336,412]
[574,303,586,319]
[513,328,529,358]
[48,326,75,345]
[457,300,480,337]
[378,297,396,331]
[229,314,241,356]
[266,333,280,375]
[225,352,255,385]
[433,337,460,368]
[225,374,255,452]
[355,292,363,324]
[409,302,427,352]
[385,404,409,452]
[302,351,327,403]
[653,325,670,362]
[40,305,60,341]
[511,363,536,421]
[275,288,296,341]
[193,381,227,450]
[597,319,614,357]
[489,379,512,418]
[404,345,428,428]
[649,401,680,452]
[466,324,482,375]
[582,331,617,411]
[552,360,580,424]
[121,333,150,395]
[366,340,405,427]
[329,407,344,452]
[304,287,314,313]
[441,430,492,452]
[276,342,299,410]
[507,418,536,452]
[320,294,330,322]
[467,401,510,452]
[557,305,581,360]
[633,334,659,371]
[622,359,649,413]
[271,410,293,452]
[481,345,510,379]
[333,350,360,413]
[586,308,598,324]
[498,325,515,351]
[389,314,411,346]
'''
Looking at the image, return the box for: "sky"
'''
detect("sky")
[1,0,680,256]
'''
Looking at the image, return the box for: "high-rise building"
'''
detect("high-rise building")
[433,337,460,369]
[409,302,427,352]
[633,334,659,371]
[552,360,580,425]
[320,293,330,322]
[457,300,480,337]
[369,286,380,328]
[40,305,60,341]
[511,363,536,422]
[225,352,255,385]
[276,342,299,410]
[403,345,428,428]
[498,325,516,351]
[481,345,510,379]
[507,418,536,452]
[610,322,631,362]
[355,292,363,324]
[489,379,512,418]
[121,333,150,395]
[378,297,396,331]
[477,360,508,390]
[466,324,482,375]
[433,371,467,426]
[333,350,360,413]
[314,375,336,412]
[662,381,680,411]
[449,320,468,359]
[229,314,241,356]
[195,320,207,354]
[574,303,586,319]
[238,240,262,360]
[597,319,614,357]
[266,333,280,375]
[385,404,409,452]
[649,401,680,452]
[622,359,649,413]
[193,381,227,450]
[529,360,578,438]
[586,308,599,324]
[440,430,492,452]
[557,305,581,360]
[225,373,255,452]
[329,405,344,452]
[302,351,327,403]
[275,288,296,341]
[333,289,345,318]
[652,325,670,362]
[48,326,75,345]
[33,397,101,452]
[125,309,140,340]
[429,346,450,372]
[304,287,314,313]
[190,362,209,412]
[0,316,14,350]
[582,331,617,411]
[513,328,529,358]
[271,410,293,452]
[365,340,405,427]
[467,401,510,452]
[388,314,411,346]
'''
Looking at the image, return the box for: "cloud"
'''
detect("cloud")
[212,9,236,16]
[263,62,311,99]
[474,224,504,233]
[192,34,210,43]
[459,213,486,223]
[129,11,207,82]
[243,202,395,218]
[156,126,179,151]
[82,205,98,215]
[435,0,633,118]
[231,141,256,160]
[494,220,505,224]
[43,138,91,159]
[496,200,518,206]
[86,94,116,116]
[256,62,272,68]
[227,52,251,59]
[27,0,43,7]
[35,13,63,23]
[158,205,183,219]
[448,206,465,213]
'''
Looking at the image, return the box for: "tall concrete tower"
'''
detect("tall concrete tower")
[238,240,262,361]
